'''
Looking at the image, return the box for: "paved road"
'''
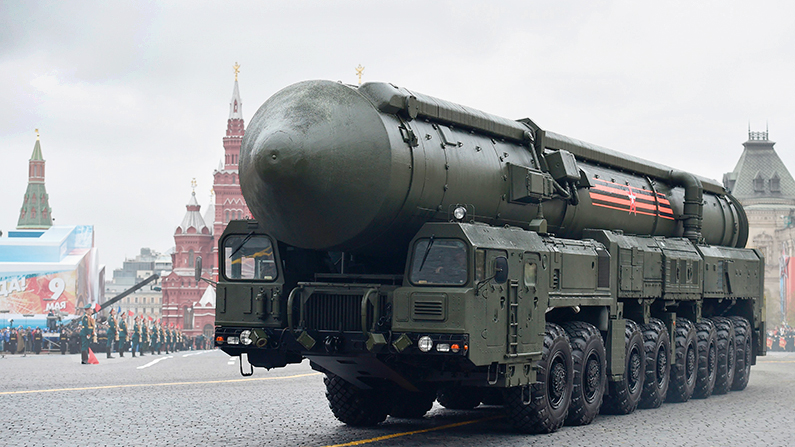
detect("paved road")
[2,349,793,446]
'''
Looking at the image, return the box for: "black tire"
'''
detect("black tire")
[388,389,436,419]
[504,323,573,434]
[601,319,645,415]
[324,375,388,426]
[437,386,482,410]
[666,318,698,403]
[561,321,606,426]
[711,317,736,395]
[639,318,670,409]
[692,320,717,399]
[729,316,753,391]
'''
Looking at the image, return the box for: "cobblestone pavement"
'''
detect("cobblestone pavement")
[1,350,793,446]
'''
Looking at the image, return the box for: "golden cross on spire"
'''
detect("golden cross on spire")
[355,64,365,85]
[191,178,197,192]
[233,62,241,81]
[35,128,40,140]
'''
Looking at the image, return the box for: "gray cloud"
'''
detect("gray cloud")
[2,0,794,273]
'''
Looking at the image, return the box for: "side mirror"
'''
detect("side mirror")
[195,257,203,282]
[494,257,509,284]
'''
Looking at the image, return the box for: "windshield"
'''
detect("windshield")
[409,238,467,286]
[223,235,278,281]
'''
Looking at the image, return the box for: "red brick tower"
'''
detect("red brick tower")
[161,187,214,335]
[211,63,251,280]
[17,130,53,230]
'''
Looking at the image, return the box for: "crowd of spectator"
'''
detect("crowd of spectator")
[767,325,795,351]
[1,326,46,356]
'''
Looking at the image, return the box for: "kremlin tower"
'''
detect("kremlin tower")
[17,130,53,230]
[161,65,251,337]
[211,62,251,280]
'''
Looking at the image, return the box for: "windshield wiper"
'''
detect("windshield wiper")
[418,235,435,272]
[230,231,255,258]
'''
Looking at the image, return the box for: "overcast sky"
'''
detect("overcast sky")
[2,1,794,274]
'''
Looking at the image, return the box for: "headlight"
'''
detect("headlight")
[436,343,450,353]
[227,336,240,345]
[418,336,433,352]
[240,330,252,346]
[453,206,467,221]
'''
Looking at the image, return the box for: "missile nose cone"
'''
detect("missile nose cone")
[240,80,405,251]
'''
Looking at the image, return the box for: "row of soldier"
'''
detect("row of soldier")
[79,305,191,364]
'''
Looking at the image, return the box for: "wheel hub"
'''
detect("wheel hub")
[584,353,601,402]
[628,348,642,392]
[656,346,668,386]
[686,344,697,385]
[549,355,568,409]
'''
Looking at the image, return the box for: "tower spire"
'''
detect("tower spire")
[18,130,53,229]
[224,64,244,170]
[356,64,365,85]
[229,63,243,120]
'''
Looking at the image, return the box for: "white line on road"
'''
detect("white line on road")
[0,372,322,395]
[137,355,174,369]
[182,351,212,358]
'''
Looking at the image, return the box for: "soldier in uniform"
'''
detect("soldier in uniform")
[140,316,149,356]
[131,316,141,357]
[33,327,43,354]
[8,328,17,354]
[79,304,95,364]
[161,322,169,355]
[118,314,128,357]
[106,308,118,359]
[168,324,175,353]
[151,321,160,355]
[59,326,67,355]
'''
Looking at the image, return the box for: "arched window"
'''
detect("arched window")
[183,305,193,330]
[189,250,195,268]
[225,210,230,222]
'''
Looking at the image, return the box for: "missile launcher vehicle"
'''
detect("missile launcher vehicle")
[206,80,764,433]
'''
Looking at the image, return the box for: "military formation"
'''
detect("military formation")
[2,305,209,361]
[78,304,193,364]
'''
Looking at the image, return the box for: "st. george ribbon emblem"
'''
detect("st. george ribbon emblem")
[588,178,673,220]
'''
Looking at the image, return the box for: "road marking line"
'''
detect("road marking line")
[182,351,211,358]
[137,355,174,369]
[0,372,321,396]
[320,415,504,447]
